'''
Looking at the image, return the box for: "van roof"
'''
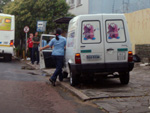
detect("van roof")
[70,13,125,23]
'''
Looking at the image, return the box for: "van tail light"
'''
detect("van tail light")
[10,40,14,46]
[75,53,81,64]
[128,51,133,62]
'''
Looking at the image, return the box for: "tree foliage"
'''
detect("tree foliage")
[0,0,11,13]
[3,0,74,46]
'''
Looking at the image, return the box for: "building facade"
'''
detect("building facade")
[66,0,89,15]
[66,0,150,15]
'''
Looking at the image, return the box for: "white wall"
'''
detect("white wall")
[66,0,150,16]
[89,0,150,14]
[66,0,89,15]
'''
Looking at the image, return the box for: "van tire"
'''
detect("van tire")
[4,54,12,62]
[119,72,129,84]
[62,71,68,78]
[69,69,79,86]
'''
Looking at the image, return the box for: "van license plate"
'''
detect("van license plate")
[87,55,100,59]
[117,51,126,60]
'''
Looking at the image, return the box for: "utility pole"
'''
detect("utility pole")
[123,0,129,13]
[112,0,115,13]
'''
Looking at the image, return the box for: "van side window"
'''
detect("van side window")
[81,21,101,44]
[106,20,126,43]
[67,30,75,47]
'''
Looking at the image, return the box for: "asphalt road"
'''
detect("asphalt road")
[0,59,103,113]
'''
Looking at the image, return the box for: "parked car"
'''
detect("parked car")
[39,34,56,69]
[63,14,134,86]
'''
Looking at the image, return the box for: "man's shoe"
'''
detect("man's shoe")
[49,78,55,86]
[59,78,63,82]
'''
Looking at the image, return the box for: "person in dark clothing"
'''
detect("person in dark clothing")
[32,32,40,65]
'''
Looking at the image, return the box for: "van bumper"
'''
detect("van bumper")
[70,62,134,74]
[0,47,14,56]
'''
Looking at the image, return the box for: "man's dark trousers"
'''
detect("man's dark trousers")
[32,47,39,64]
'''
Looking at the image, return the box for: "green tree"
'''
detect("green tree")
[0,0,11,13]
[3,0,74,48]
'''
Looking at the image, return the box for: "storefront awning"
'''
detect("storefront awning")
[54,17,73,24]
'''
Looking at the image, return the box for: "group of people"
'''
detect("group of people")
[27,28,66,86]
[27,32,40,65]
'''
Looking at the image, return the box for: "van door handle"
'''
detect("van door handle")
[107,48,114,51]
[81,46,85,47]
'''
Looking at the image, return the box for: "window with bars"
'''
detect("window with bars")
[69,0,74,5]
[77,0,82,6]
[69,0,75,8]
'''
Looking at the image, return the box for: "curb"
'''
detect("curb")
[60,82,90,101]
[25,62,90,101]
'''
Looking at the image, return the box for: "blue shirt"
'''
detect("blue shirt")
[42,40,47,47]
[48,35,66,56]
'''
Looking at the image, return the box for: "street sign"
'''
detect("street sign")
[24,26,29,33]
[37,21,47,32]
[24,26,29,58]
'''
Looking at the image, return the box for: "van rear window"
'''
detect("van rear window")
[81,21,101,44]
[106,20,126,43]
[42,36,53,50]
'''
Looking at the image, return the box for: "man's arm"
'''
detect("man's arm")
[40,45,50,51]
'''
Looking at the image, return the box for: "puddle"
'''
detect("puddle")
[21,66,35,70]
[27,72,39,75]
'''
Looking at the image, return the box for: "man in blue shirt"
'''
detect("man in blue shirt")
[40,28,66,86]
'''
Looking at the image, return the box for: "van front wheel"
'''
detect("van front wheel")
[70,69,79,86]
[119,72,130,85]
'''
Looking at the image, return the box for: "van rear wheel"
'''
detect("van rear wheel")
[4,54,12,62]
[70,69,79,86]
[119,72,130,84]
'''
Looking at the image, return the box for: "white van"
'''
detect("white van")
[63,14,134,86]
[0,14,15,61]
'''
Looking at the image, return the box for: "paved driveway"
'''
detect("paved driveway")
[75,63,150,113]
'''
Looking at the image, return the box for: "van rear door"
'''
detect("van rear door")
[80,15,105,64]
[39,34,55,69]
[103,14,128,64]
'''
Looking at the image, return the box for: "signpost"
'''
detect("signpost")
[24,26,29,59]
[37,21,47,32]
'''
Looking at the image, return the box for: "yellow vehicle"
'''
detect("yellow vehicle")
[0,13,15,61]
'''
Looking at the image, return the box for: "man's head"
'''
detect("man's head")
[35,32,38,37]
[56,28,62,35]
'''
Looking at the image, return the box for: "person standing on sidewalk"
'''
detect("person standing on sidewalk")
[27,33,33,63]
[32,32,40,65]
[40,28,66,86]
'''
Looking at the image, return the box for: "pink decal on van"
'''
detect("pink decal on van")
[83,24,96,40]
[107,23,120,39]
